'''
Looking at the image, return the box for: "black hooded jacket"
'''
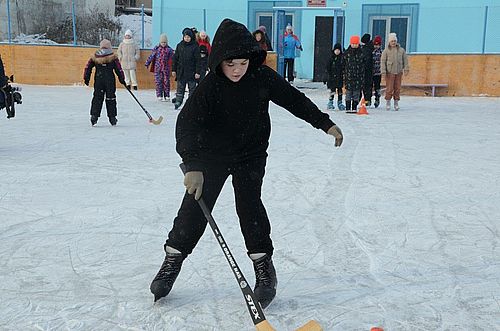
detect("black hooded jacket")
[176,19,335,172]
[172,28,201,81]
[325,43,344,89]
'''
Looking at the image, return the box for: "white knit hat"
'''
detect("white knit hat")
[124,29,133,37]
[388,33,398,42]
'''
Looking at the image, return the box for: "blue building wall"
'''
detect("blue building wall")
[152,0,499,79]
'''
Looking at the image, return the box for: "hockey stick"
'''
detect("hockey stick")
[124,85,163,125]
[179,164,322,331]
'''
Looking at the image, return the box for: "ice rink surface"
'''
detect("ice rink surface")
[1,84,499,330]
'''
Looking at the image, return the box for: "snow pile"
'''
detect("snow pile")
[8,33,58,45]
[116,14,153,48]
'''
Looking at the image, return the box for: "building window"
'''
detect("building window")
[370,15,410,50]
[256,12,294,46]
[362,4,419,52]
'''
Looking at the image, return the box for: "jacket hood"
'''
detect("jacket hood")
[208,18,266,73]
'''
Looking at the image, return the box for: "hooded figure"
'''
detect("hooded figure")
[325,43,345,110]
[171,27,201,108]
[149,18,343,308]
[83,39,125,126]
[360,33,374,105]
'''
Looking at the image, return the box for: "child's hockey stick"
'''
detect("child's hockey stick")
[124,85,163,125]
[179,164,322,331]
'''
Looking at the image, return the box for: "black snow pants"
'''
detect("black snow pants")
[165,158,274,258]
[90,77,117,119]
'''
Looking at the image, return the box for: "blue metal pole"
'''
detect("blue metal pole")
[203,9,207,32]
[482,6,488,54]
[7,0,12,43]
[72,0,77,45]
[141,4,145,49]
[333,9,338,44]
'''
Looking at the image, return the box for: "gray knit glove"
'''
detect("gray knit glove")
[327,125,343,147]
[184,171,204,200]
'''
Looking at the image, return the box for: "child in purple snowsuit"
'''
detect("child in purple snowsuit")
[145,34,174,101]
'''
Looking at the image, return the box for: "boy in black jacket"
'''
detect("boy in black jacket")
[325,43,345,110]
[83,39,126,126]
[172,28,201,110]
[150,19,343,308]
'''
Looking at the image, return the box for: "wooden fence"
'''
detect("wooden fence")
[0,44,498,96]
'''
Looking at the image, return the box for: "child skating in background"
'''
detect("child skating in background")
[361,33,374,106]
[343,35,365,113]
[372,35,383,108]
[172,28,201,110]
[145,34,174,101]
[83,39,125,126]
[117,29,140,90]
[196,30,211,82]
[324,43,345,110]
[149,18,343,308]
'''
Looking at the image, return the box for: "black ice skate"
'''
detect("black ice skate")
[90,115,98,126]
[252,254,277,309]
[150,252,184,302]
[109,116,117,126]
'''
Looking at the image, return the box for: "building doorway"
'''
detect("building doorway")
[313,15,344,82]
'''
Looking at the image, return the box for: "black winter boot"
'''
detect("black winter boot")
[150,252,185,302]
[351,101,359,113]
[374,90,381,108]
[345,100,352,112]
[252,254,277,309]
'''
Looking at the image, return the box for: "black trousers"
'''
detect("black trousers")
[165,158,274,257]
[90,79,117,118]
[175,80,197,104]
[363,72,373,100]
[284,58,295,82]
[372,75,382,96]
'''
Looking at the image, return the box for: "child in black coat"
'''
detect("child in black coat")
[325,43,345,110]
[171,28,201,109]
[343,35,366,113]
[149,18,343,308]
[83,39,126,126]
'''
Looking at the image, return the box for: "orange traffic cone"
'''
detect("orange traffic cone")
[357,96,369,115]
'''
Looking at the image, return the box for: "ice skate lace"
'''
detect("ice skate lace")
[254,258,273,287]
[154,254,183,282]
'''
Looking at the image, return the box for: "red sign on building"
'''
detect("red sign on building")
[307,0,326,7]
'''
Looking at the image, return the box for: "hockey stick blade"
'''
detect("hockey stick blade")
[255,319,322,331]
[149,115,163,125]
[294,320,323,331]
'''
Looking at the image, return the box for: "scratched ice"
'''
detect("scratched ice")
[1,83,499,330]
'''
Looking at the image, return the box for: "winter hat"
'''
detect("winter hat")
[333,43,342,52]
[361,33,371,44]
[99,39,112,49]
[124,29,133,37]
[373,35,382,45]
[349,35,360,45]
[388,33,398,42]
[258,25,267,33]
[159,34,168,44]
[182,27,195,39]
